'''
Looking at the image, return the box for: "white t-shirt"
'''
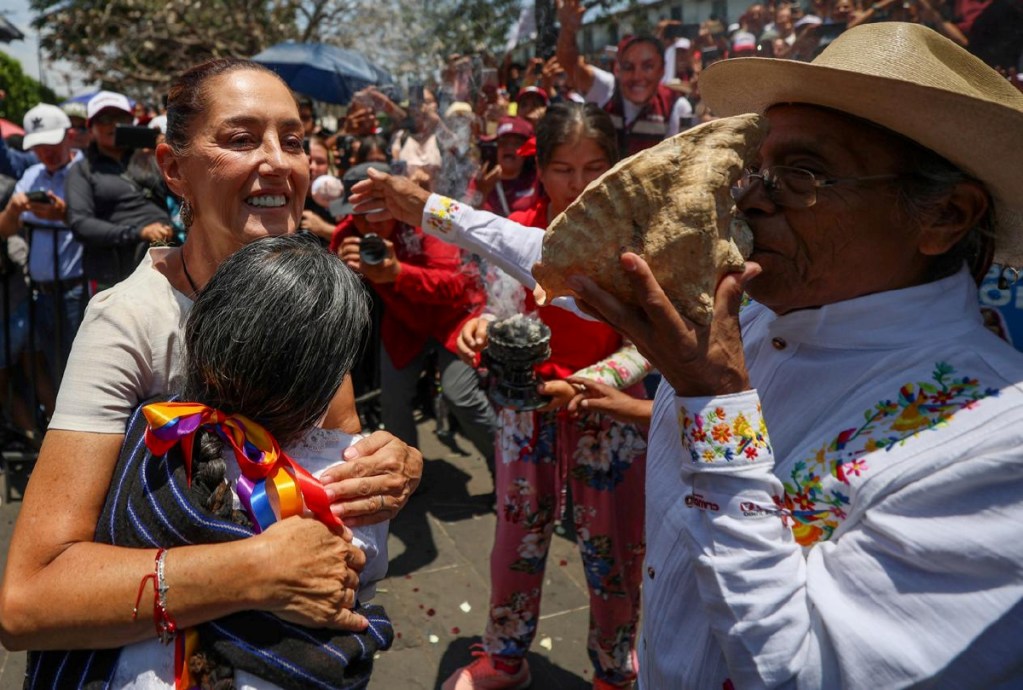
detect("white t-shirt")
[112,428,389,689]
[50,247,192,434]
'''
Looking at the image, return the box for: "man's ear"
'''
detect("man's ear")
[156,142,188,199]
[918,180,990,256]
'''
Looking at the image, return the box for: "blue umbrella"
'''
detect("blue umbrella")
[251,42,391,105]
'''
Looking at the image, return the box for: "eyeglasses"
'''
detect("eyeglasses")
[731,165,902,209]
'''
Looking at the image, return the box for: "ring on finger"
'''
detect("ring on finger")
[378,494,386,512]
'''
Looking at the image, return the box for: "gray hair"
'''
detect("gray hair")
[894,136,995,282]
[182,234,371,444]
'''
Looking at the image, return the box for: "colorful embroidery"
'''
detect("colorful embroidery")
[679,403,771,465]
[424,195,461,235]
[570,415,647,491]
[777,362,999,546]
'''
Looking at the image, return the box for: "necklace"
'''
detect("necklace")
[180,249,200,297]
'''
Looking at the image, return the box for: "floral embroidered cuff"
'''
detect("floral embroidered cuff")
[422,194,466,237]
[677,391,774,471]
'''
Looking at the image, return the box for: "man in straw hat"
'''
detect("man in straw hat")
[345,21,1023,688]
[567,21,1023,688]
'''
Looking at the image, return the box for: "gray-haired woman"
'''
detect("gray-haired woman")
[0,58,420,664]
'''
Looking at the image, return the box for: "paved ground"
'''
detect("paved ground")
[0,419,596,689]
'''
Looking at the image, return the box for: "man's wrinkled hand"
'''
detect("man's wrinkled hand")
[569,252,759,398]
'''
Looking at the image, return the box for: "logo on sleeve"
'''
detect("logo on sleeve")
[684,493,720,511]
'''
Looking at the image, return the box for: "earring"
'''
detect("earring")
[180,199,193,229]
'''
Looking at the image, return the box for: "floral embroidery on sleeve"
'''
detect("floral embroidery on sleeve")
[424,195,462,235]
[679,401,772,465]
[777,362,999,546]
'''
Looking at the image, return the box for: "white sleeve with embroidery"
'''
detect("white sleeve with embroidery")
[673,390,1023,688]
[421,194,597,321]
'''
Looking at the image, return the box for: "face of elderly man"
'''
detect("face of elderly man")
[736,104,981,315]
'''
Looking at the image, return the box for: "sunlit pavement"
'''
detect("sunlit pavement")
[0,418,596,689]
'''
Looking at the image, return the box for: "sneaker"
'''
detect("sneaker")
[441,647,532,690]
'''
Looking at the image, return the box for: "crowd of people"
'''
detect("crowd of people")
[0,1,1020,688]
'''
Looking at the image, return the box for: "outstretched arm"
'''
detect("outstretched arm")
[556,0,597,95]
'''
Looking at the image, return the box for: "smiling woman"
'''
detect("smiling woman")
[0,57,423,688]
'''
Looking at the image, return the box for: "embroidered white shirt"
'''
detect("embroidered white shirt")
[418,195,1023,688]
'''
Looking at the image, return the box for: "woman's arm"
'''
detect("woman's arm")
[0,430,368,651]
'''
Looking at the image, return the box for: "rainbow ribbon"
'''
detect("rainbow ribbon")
[142,401,340,533]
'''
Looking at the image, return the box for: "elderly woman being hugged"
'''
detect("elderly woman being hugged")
[0,58,421,684]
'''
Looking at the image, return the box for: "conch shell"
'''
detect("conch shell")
[531,113,768,325]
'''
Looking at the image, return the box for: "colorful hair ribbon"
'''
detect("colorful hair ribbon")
[142,401,340,533]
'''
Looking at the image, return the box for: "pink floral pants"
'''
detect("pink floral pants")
[482,405,647,686]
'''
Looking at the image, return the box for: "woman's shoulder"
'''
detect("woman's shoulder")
[50,249,191,433]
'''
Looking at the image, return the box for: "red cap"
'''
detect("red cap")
[516,86,550,105]
[494,116,534,140]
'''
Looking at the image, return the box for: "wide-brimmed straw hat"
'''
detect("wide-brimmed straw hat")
[700,22,1023,267]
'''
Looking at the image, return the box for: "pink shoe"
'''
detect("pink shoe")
[441,647,532,690]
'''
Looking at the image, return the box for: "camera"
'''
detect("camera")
[114,125,159,150]
[359,233,387,265]
[479,140,498,168]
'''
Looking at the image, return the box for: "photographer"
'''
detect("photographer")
[0,104,84,389]
[66,91,174,289]
[329,161,497,471]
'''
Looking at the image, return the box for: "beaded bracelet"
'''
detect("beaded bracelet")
[132,547,178,644]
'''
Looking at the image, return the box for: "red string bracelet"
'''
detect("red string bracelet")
[132,548,178,643]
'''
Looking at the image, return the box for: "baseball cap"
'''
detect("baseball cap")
[516,86,550,105]
[494,116,533,140]
[672,37,693,51]
[60,101,88,121]
[333,162,392,217]
[731,30,758,56]
[87,90,133,124]
[22,104,72,150]
[444,101,474,119]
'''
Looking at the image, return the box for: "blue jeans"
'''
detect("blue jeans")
[32,282,85,380]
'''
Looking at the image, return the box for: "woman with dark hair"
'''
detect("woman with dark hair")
[29,234,392,686]
[0,57,420,683]
[442,102,651,690]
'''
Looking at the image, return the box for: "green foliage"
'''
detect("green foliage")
[28,0,300,98]
[0,50,60,124]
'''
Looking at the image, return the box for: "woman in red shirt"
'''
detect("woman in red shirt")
[443,103,650,690]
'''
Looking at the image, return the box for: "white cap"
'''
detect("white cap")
[148,115,167,133]
[794,15,824,28]
[22,104,71,150]
[87,90,133,124]
[673,37,692,50]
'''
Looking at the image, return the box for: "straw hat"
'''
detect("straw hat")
[700,22,1023,267]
